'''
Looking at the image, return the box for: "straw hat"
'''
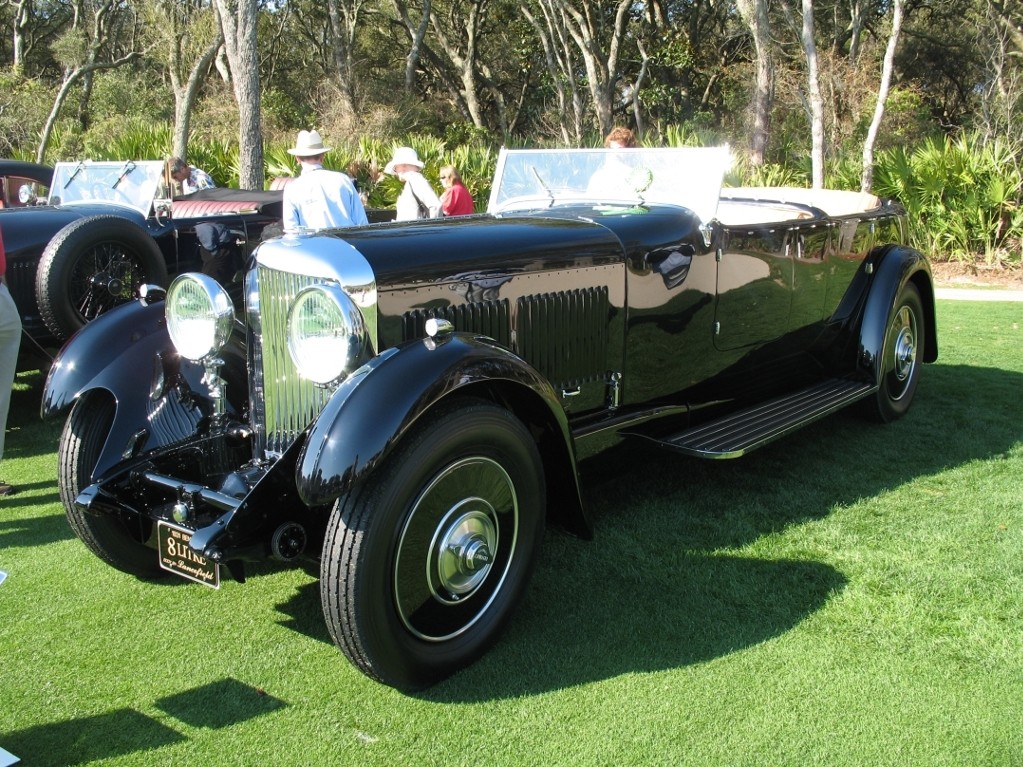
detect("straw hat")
[384,146,425,174]
[288,129,331,157]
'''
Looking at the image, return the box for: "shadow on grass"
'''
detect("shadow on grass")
[426,363,1023,699]
[275,580,334,644]
[430,552,845,701]
[574,363,1023,551]
[8,369,63,461]
[2,678,285,767]
[154,677,287,729]
[1,708,185,767]
[0,487,72,546]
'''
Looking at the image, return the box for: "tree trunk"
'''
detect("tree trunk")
[632,37,650,139]
[736,0,772,166]
[326,0,362,115]
[520,1,584,144]
[171,33,224,162]
[552,0,632,138]
[11,0,30,71]
[214,0,263,190]
[393,0,432,93]
[428,0,487,128]
[36,55,139,163]
[36,0,139,163]
[801,0,825,188]
[861,0,904,193]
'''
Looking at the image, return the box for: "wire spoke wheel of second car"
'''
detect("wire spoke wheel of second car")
[35,214,168,341]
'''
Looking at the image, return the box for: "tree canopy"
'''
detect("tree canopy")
[0,0,1009,174]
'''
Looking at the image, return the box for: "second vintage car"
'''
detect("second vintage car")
[43,146,937,691]
[1,159,283,346]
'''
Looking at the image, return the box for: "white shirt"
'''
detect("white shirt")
[395,172,442,221]
[283,164,369,231]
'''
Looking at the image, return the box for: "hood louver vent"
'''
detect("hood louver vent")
[517,287,609,390]
[400,286,610,395]
[402,299,512,348]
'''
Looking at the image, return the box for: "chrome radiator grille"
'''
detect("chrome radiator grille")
[249,264,335,458]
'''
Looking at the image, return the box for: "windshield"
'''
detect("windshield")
[488,146,731,224]
[49,160,167,216]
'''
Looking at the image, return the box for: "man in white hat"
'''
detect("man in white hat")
[282,129,368,231]
[385,146,441,221]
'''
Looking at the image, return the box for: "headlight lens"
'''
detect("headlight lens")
[287,285,366,385]
[166,274,235,361]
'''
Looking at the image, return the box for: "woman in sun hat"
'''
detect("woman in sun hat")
[384,146,441,221]
[282,129,368,231]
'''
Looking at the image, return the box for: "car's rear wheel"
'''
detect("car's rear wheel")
[59,393,165,579]
[865,282,924,423]
[320,398,545,690]
[36,215,168,340]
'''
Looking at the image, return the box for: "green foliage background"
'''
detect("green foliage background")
[12,113,1019,266]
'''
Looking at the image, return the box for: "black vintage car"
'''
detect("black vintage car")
[0,159,282,346]
[42,147,937,691]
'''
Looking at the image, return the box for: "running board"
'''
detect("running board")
[630,378,876,459]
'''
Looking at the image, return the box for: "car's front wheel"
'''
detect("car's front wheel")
[35,215,168,340]
[320,397,545,690]
[865,282,925,423]
[59,393,166,579]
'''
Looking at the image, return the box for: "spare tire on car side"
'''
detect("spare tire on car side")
[35,214,168,341]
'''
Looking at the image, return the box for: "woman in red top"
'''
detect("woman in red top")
[439,165,474,216]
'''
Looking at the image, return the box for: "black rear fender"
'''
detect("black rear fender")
[858,244,938,381]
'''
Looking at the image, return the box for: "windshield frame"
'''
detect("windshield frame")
[487,146,731,224]
[48,160,168,216]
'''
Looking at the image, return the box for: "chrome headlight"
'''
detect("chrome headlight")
[287,285,366,385]
[166,274,235,362]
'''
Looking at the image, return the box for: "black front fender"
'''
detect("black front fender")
[42,297,240,480]
[296,332,590,536]
[42,298,171,418]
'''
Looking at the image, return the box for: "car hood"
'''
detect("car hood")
[329,213,628,288]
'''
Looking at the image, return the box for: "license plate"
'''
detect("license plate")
[157,521,220,588]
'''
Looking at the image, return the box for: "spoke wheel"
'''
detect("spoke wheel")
[321,398,545,690]
[36,215,168,340]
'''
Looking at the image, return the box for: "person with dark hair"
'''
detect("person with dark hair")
[439,165,474,216]
[282,130,368,231]
[168,157,215,194]
[0,224,21,497]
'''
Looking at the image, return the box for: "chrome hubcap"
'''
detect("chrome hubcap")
[888,304,918,400]
[394,456,518,642]
[435,507,496,598]
[893,320,915,382]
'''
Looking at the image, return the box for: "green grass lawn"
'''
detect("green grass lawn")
[2,299,1021,766]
